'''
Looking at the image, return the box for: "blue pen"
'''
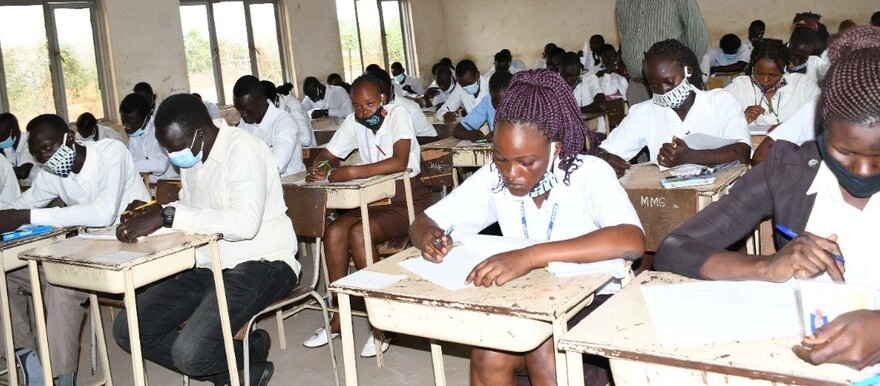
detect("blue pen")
[850,373,880,386]
[432,225,455,247]
[775,224,845,263]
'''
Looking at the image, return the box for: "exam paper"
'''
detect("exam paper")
[749,124,774,136]
[78,226,178,241]
[332,271,405,290]
[681,132,740,150]
[641,280,802,347]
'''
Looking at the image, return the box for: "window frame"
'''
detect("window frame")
[341,0,416,78]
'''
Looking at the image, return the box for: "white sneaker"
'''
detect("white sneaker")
[303,327,339,348]
[360,330,392,358]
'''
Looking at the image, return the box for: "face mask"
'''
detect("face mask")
[0,133,15,149]
[356,105,387,132]
[394,74,406,84]
[528,142,559,198]
[128,115,149,137]
[43,133,76,178]
[789,62,808,72]
[652,66,693,109]
[817,132,880,198]
[168,131,204,168]
[750,74,787,93]
[722,53,738,62]
[462,80,480,96]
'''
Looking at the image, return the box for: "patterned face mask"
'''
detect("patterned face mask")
[751,74,788,93]
[528,142,558,198]
[43,133,76,178]
[652,66,693,109]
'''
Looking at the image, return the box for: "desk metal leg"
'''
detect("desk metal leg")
[358,195,384,368]
[209,241,240,386]
[552,316,569,386]
[0,263,19,386]
[338,293,358,386]
[124,270,147,386]
[452,168,460,188]
[429,340,446,386]
[565,351,585,386]
[90,294,113,385]
[27,261,54,384]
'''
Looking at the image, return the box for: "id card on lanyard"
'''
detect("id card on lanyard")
[519,201,559,241]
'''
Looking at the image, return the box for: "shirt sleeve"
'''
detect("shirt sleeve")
[329,88,353,118]
[423,164,497,234]
[585,75,603,99]
[324,117,360,159]
[584,159,643,230]
[269,118,301,174]
[435,87,464,120]
[599,106,649,160]
[460,98,490,131]
[302,96,316,113]
[409,76,425,94]
[768,100,817,145]
[0,157,21,205]
[130,136,172,176]
[714,90,752,148]
[679,0,709,61]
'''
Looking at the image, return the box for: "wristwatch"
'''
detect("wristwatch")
[161,206,176,228]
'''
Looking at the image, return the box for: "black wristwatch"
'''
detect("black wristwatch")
[161,206,176,228]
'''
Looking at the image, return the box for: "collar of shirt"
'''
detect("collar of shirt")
[72,141,98,182]
[203,120,234,166]
[661,85,706,136]
[807,161,880,210]
[255,101,282,130]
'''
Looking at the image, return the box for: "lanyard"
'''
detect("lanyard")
[519,201,559,241]
[754,87,783,124]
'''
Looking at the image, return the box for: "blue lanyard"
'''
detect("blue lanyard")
[519,201,559,241]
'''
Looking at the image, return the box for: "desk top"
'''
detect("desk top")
[330,247,612,322]
[558,271,856,385]
[281,171,404,190]
[0,227,77,252]
[18,232,220,271]
[620,163,747,195]
[421,137,492,151]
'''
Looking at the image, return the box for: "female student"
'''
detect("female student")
[302,74,433,357]
[725,39,820,127]
[598,39,751,177]
[410,70,645,386]
[655,27,880,371]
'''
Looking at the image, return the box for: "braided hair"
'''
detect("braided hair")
[820,26,880,129]
[643,39,705,90]
[749,38,790,73]
[494,69,599,185]
[350,73,384,99]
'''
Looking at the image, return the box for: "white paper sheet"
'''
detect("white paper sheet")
[749,124,774,136]
[87,251,145,265]
[332,271,405,290]
[78,226,178,241]
[681,132,740,150]
[641,280,802,347]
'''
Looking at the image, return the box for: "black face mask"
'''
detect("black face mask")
[817,132,880,198]
[356,106,387,132]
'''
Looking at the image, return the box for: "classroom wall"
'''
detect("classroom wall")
[407,0,450,84]
[282,0,345,98]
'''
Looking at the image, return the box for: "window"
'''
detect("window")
[336,0,414,82]
[0,1,106,123]
[179,1,287,105]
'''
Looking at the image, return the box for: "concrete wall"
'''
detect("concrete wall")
[282,0,345,98]
[407,0,450,84]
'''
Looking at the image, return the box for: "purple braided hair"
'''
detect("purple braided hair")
[820,26,880,128]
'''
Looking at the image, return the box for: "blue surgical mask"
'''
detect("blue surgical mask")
[722,53,738,62]
[394,74,406,84]
[168,132,203,168]
[463,80,480,95]
[128,114,150,137]
[0,134,15,149]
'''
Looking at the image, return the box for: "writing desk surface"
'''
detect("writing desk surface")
[0,227,76,252]
[281,171,403,190]
[620,163,747,195]
[421,137,491,150]
[330,247,612,321]
[559,271,856,385]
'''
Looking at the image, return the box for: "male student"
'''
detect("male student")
[193,93,221,120]
[0,155,19,204]
[262,79,316,147]
[702,33,749,75]
[534,42,558,69]
[743,20,765,59]
[74,112,124,142]
[561,52,608,133]
[0,114,149,386]
[482,50,513,83]
[302,76,353,120]
[0,113,39,184]
[424,63,455,108]
[119,93,177,182]
[391,62,425,95]
[233,75,306,177]
[581,34,605,75]
[133,82,158,112]
[452,71,513,142]
[113,94,300,386]
[435,59,490,123]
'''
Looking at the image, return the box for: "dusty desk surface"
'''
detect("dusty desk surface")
[280,171,402,190]
[558,271,859,385]
[619,163,747,194]
[1,227,77,252]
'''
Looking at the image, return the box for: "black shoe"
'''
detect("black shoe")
[212,362,273,386]
[250,329,271,363]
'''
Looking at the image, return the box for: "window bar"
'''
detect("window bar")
[44,2,69,121]
[243,0,259,78]
[375,0,389,71]
[205,2,226,105]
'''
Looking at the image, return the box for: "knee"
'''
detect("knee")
[171,336,216,377]
[112,310,131,352]
[347,222,366,247]
[324,220,350,244]
[471,348,514,378]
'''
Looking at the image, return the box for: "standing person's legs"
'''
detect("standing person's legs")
[626,78,650,105]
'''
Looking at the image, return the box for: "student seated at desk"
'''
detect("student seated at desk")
[0,114,149,386]
[112,94,297,386]
[0,113,39,184]
[410,70,644,386]
[452,71,513,142]
[435,59,490,124]
[0,155,19,204]
[391,61,424,95]
[561,52,608,133]
[263,79,317,147]
[302,76,354,120]
[655,30,880,371]
[788,14,830,84]
[597,39,751,177]
[193,92,221,120]
[119,93,178,182]
[533,42,557,69]
[133,81,158,111]
[581,34,605,75]
[302,74,433,357]
[545,46,567,73]
[327,73,352,95]
[702,33,749,75]
[483,50,515,83]
[424,63,455,108]
[596,44,629,100]
[74,112,124,143]
[742,20,765,60]
[367,67,437,138]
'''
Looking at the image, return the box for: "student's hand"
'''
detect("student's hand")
[744,105,765,124]
[306,163,331,182]
[328,166,359,182]
[402,85,416,94]
[793,310,880,369]
[763,232,845,282]
[484,131,495,143]
[658,137,693,167]
[425,87,441,99]
[0,209,28,233]
[443,112,457,124]
[466,249,536,287]
[420,226,453,263]
[311,110,329,119]
[119,200,160,223]
[596,149,631,178]
[116,209,163,243]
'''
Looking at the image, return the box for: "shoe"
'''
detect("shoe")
[249,329,271,363]
[303,327,339,348]
[15,347,45,386]
[360,330,392,358]
[55,372,76,386]
[212,362,274,386]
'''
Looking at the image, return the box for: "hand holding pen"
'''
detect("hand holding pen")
[306,159,331,182]
[422,225,454,263]
[765,224,845,282]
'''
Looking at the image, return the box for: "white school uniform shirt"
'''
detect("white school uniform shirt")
[741,42,754,63]
[391,96,437,137]
[237,102,306,177]
[706,46,750,67]
[0,155,20,204]
[395,74,425,95]
[75,124,124,143]
[1,132,40,185]
[533,58,547,70]
[600,86,751,161]
[427,81,455,106]
[805,51,830,85]
[768,99,817,146]
[581,42,603,76]
[804,162,880,287]
[276,95,317,147]
[302,84,353,120]
[424,154,643,294]
[168,121,300,274]
[203,100,221,120]
[2,139,150,227]
[724,73,820,126]
[128,115,177,183]
[573,74,607,133]
[434,78,490,121]
[325,104,421,177]
[599,72,628,101]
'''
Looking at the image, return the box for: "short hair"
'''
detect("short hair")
[365,67,393,98]
[0,113,17,132]
[590,35,605,44]
[643,39,705,90]
[132,82,153,96]
[365,64,382,73]
[26,114,69,135]
[192,93,202,100]
[720,34,742,53]
[303,77,321,92]
[119,93,151,117]
[327,73,343,83]
[278,83,294,95]
[599,44,617,56]
[872,11,880,27]
[561,51,582,68]
[390,62,404,71]
[749,38,790,72]
[439,57,453,67]
[750,20,765,30]
[455,59,478,78]
[261,80,278,102]
[494,50,512,63]
[350,73,384,98]
[233,75,264,98]
[544,42,558,52]
[75,112,97,132]
[488,71,513,93]
[547,47,566,66]
[838,20,856,33]
[820,26,880,129]
[154,94,213,134]
[790,26,820,47]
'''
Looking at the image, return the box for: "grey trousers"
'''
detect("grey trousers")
[7,268,88,377]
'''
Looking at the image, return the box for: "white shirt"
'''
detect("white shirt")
[128,115,177,182]
[302,84,353,120]
[599,72,628,100]
[533,58,547,69]
[2,139,150,227]
[391,96,437,137]
[706,46,750,68]
[326,105,421,177]
[741,42,754,63]
[573,74,607,133]
[1,132,39,185]
[581,41,603,76]
[394,74,424,95]
[237,102,306,177]
[277,95,317,147]
[75,124,124,143]
[805,162,880,287]
[427,81,455,107]
[806,51,830,85]
[0,155,20,204]
[203,100,221,120]
[768,99,817,145]
[601,86,751,161]
[424,155,643,293]
[434,78,490,120]
[169,122,300,273]
[724,73,820,126]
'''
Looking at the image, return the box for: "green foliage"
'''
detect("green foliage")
[184,29,212,74]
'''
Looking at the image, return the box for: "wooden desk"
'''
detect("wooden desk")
[420,137,493,187]
[330,247,613,386]
[0,228,77,386]
[218,106,241,126]
[581,111,610,133]
[558,271,856,386]
[18,232,241,386]
[620,164,747,251]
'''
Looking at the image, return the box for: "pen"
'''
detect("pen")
[775,224,845,263]
[432,225,455,247]
[376,145,387,157]
[122,200,157,216]
[475,138,488,144]
[850,373,880,386]
[308,160,330,176]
